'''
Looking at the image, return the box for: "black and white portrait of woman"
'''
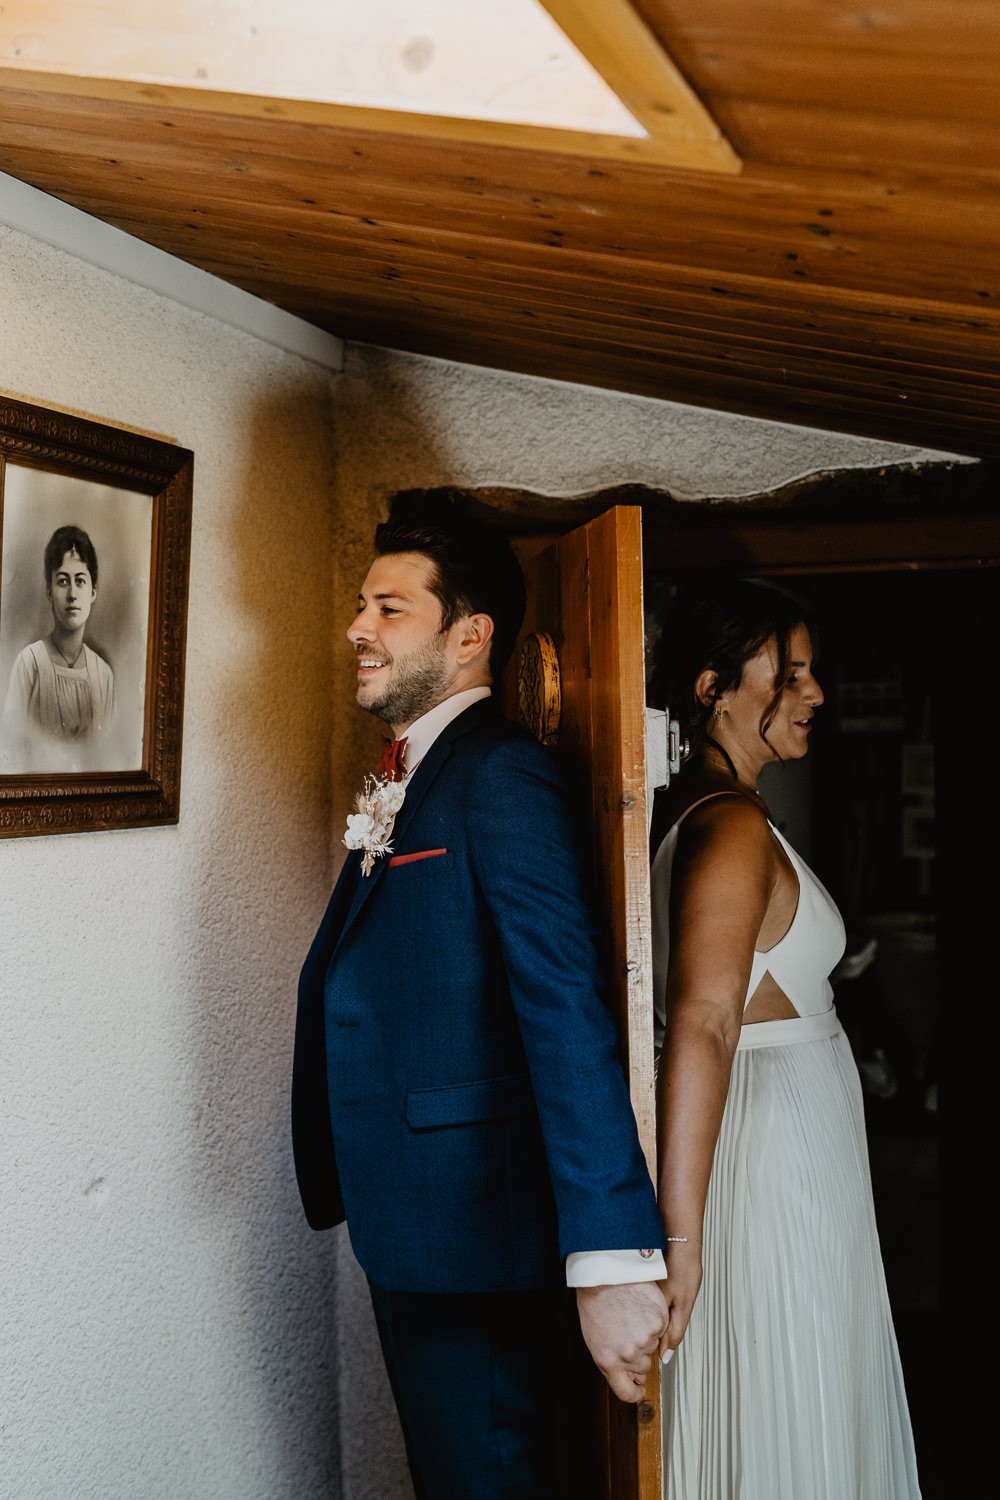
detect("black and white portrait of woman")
[0,463,151,774]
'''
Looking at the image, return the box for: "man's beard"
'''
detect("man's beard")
[357,634,456,727]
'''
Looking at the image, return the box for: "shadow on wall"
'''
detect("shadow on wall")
[180,382,349,1498]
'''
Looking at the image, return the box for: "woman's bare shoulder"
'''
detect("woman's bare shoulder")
[659,778,778,941]
[679,787,770,850]
[658,763,764,830]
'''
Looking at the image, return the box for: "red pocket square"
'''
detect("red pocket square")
[387,847,448,868]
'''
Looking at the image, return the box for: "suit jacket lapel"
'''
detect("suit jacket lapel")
[338,695,498,939]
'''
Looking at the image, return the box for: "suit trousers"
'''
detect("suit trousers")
[367,1279,592,1500]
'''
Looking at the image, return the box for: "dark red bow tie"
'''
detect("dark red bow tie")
[377,736,408,782]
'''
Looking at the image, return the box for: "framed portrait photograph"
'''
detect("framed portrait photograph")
[0,397,193,838]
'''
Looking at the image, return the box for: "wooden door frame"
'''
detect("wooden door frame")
[516,492,1000,582]
[506,507,662,1500]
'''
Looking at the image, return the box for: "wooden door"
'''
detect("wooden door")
[503,505,660,1500]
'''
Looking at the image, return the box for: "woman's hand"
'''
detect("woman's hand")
[657,1241,703,1364]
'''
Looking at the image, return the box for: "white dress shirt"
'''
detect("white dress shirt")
[393,687,666,1288]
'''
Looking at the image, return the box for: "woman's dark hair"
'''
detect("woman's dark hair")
[44,525,99,589]
[374,492,526,677]
[649,578,818,760]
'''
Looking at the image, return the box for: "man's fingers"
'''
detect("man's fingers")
[600,1345,657,1403]
[606,1367,648,1403]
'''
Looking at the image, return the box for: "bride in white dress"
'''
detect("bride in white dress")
[649,579,921,1499]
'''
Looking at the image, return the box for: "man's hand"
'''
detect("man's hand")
[576,1281,669,1403]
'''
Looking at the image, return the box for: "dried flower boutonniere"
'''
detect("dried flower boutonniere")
[343,775,406,876]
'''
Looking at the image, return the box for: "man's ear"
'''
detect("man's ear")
[694,668,720,710]
[454,612,495,666]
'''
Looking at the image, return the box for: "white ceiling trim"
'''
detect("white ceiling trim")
[0,171,344,371]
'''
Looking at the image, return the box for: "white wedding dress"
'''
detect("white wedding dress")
[652,799,921,1499]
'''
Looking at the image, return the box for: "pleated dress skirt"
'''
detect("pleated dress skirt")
[662,1009,921,1500]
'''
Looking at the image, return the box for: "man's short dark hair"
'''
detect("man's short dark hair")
[374,493,527,678]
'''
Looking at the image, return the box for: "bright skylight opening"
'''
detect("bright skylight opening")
[0,0,649,137]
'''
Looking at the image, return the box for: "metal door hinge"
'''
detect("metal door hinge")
[645,706,687,830]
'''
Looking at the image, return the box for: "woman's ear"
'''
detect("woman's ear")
[695,669,720,711]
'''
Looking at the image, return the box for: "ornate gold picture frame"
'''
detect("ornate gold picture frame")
[0,396,193,838]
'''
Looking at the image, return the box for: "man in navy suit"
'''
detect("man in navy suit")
[292,501,667,1498]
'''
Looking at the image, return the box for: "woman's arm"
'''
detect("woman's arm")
[655,796,776,1358]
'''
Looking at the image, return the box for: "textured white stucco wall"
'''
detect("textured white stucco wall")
[333,343,968,505]
[0,227,346,1500]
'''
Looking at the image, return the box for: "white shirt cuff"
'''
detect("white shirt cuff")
[565,1248,667,1286]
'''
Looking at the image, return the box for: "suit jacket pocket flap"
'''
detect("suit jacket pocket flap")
[406,1073,533,1131]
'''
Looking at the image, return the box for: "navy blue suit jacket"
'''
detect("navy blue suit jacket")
[291,696,665,1293]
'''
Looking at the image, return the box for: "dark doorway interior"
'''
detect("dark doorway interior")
[758,564,1000,1500]
[648,564,996,1499]
[784,567,996,1500]
[780,570,940,1495]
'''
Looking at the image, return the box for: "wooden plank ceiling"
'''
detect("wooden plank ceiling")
[1,0,998,459]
